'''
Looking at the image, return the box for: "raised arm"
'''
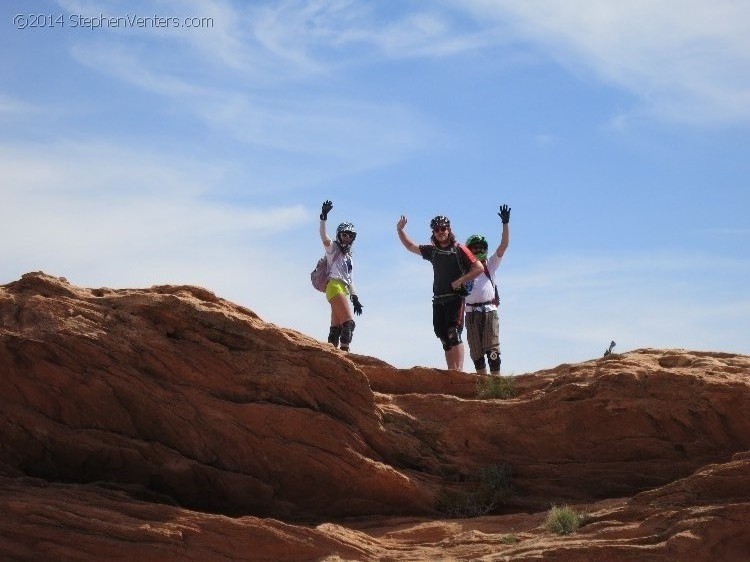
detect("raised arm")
[495,204,511,258]
[319,200,333,247]
[397,215,421,255]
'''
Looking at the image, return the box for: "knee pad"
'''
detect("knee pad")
[487,349,501,374]
[340,319,355,345]
[327,325,342,347]
[442,326,460,350]
[473,355,487,372]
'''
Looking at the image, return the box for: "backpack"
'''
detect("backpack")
[483,263,500,306]
[311,244,341,292]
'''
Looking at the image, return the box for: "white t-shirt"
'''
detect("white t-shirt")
[465,252,501,311]
[326,242,353,288]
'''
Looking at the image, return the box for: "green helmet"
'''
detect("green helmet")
[466,234,488,260]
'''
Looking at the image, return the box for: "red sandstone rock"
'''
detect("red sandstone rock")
[2,457,749,561]
[0,272,432,518]
[1,272,749,561]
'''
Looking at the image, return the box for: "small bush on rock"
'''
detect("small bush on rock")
[437,464,513,518]
[477,375,516,399]
[500,534,518,544]
[545,505,590,535]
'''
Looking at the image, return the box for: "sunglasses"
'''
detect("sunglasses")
[432,226,449,233]
[340,231,354,238]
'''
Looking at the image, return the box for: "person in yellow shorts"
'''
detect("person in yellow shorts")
[319,200,363,351]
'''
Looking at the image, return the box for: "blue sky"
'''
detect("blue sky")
[2,0,748,374]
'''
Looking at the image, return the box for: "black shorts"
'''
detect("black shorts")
[432,296,464,347]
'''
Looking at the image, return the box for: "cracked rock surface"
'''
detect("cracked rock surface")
[2,272,749,561]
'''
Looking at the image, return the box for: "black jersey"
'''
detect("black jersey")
[419,243,477,299]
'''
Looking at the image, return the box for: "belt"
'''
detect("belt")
[433,293,461,301]
[466,300,494,308]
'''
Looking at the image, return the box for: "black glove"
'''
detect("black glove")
[498,204,511,224]
[320,200,333,221]
[351,294,363,316]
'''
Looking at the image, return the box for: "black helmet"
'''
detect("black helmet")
[336,222,356,243]
[430,215,450,230]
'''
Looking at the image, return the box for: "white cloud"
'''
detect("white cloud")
[0,94,36,115]
[67,23,430,174]
[455,0,750,125]
[497,251,750,371]
[70,44,205,98]
[248,0,494,66]
[534,133,556,147]
[0,141,307,285]
[57,0,257,71]
[57,0,750,128]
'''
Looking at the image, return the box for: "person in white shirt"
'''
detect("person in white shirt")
[464,204,511,375]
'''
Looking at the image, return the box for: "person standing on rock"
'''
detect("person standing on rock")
[397,214,483,371]
[319,200,363,352]
[464,204,511,375]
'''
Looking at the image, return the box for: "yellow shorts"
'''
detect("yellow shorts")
[325,279,349,301]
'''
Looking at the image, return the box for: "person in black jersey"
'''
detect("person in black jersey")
[397,214,483,371]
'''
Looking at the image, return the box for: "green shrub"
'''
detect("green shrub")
[436,489,492,519]
[545,504,589,535]
[436,464,513,518]
[500,534,518,544]
[478,464,513,493]
[476,374,516,399]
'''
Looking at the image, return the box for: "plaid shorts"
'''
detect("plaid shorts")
[465,310,500,361]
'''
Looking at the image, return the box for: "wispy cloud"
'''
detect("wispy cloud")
[534,133,556,147]
[505,253,750,291]
[54,0,750,143]
[455,0,750,125]
[248,0,496,65]
[56,0,255,70]
[0,94,36,115]
[0,141,306,280]
[70,44,205,97]
[496,250,750,370]
[70,43,427,173]
[61,2,433,175]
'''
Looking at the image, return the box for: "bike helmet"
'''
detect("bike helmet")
[336,222,357,244]
[466,234,488,260]
[430,215,451,230]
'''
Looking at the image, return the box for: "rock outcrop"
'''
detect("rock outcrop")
[0,272,430,519]
[1,272,749,560]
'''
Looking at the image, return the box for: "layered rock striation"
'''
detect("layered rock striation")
[1,272,749,560]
